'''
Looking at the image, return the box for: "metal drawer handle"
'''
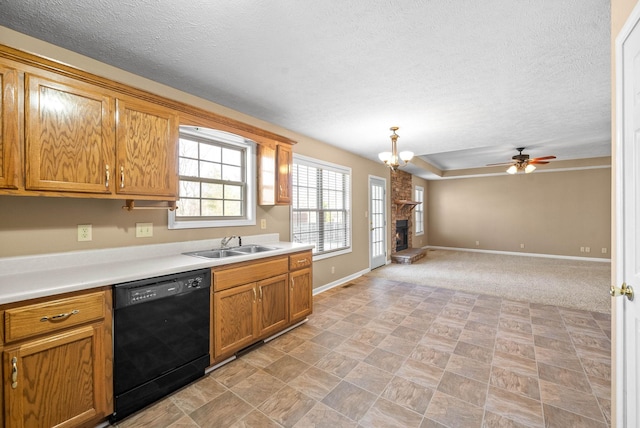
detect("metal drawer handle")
[105,165,110,188]
[252,287,257,302]
[40,309,79,322]
[120,166,125,188]
[259,286,263,300]
[11,357,17,389]
[291,278,295,289]
[297,259,308,264]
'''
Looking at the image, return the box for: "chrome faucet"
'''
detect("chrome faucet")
[220,235,241,248]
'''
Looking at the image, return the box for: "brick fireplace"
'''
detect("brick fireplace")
[390,169,413,254]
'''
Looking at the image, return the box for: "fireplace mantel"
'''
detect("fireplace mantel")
[393,199,422,211]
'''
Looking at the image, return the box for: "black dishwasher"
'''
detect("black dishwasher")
[111,268,211,423]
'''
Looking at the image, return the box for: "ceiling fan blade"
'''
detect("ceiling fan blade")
[528,160,550,165]
[530,155,556,161]
[486,161,516,166]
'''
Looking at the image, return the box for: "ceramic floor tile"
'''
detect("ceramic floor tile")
[381,375,435,414]
[257,385,317,428]
[124,278,611,428]
[321,380,377,421]
[293,402,358,428]
[437,371,487,407]
[359,398,424,428]
[344,361,394,395]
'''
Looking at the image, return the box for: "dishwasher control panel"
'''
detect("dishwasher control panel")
[114,269,210,308]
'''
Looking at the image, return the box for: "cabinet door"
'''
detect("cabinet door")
[213,283,257,359]
[289,268,312,322]
[115,98,178,197]
[275,144,292,204]
[256,274,289,338]
[3,325,110,428]
[25,74,114,193]
[258,143,292,205]
[0,65,20,189]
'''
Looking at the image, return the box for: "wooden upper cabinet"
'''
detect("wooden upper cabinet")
[276,144,292,204]
[258,142,293,205]
[0,65,20,190]
[115,98,178,198]
[25,73,114,193]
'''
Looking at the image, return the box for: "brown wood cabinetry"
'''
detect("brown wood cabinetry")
[289,251,313,322]
[212,257,289,360]
[115,98,178,198]
[211,251,312,362]
[25,73,114,194]
[258,142,293,205]
[0,289,113,428]
[0,64,20,190]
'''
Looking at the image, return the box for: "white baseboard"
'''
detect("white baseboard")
[313,268,371,295]
[427,246,611,263]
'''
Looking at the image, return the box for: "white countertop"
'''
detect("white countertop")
[0,234,313,305]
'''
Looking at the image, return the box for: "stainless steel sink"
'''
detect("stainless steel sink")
[233,245,279,254]
[183,249,246,259]
[183,245,279,259]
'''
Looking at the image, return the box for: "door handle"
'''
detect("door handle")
[11,357,17,389]
[610,282,634,301]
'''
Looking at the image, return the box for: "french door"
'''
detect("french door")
[369,176,387,270]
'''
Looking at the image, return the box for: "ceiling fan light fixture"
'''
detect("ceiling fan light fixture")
[525,164,536,173]
[379,127,412,171]
[506,165,518,174]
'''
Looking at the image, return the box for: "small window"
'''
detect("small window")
[415,186,424,235]
[169,126,256,229]
[292,154,351,259]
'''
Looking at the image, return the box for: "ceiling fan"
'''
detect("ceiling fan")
[487,147,556,174]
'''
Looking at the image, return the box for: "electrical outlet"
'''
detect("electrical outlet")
[331,266,335,274]
[585,247,590,253]
[520,243,525,249]
[77,224,92,242]
[260,219,267,229]
[136,222,153,238]
[475,241,480,246]
[602,248,608,254]
[580,247,585,253]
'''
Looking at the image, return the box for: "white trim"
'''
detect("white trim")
[613,2,640,423]
[291,153,353,257]
[427,246,611,263]
[431,164,611,181]
[169,128,256,229]
[368,174,388,271]
[312,268,370,295]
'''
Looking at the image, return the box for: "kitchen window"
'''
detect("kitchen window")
[415,185,424,235]
[169,126,256,229]
[292,154,351,259]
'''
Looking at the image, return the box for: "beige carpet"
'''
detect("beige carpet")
[367,249,612,314]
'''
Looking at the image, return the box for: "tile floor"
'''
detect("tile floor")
[116,276,612,428]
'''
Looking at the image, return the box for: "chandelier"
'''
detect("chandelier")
[378,126,414,171]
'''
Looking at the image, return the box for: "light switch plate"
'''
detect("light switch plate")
[136,222,153,238]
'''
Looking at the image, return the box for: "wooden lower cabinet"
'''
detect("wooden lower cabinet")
[1,289,112,428]
[214,282,257,358]
[289,267,312,322]
[211,252,313,363]
[213,274,289,360]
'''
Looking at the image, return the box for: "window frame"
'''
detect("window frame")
[168,126,256,230]
[415,185,424,236]
[291,154,352,261]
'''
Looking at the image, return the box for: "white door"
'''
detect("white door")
[369,176,387,270]
[615,3,640,425]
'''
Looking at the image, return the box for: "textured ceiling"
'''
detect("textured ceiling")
[0,0,611,176]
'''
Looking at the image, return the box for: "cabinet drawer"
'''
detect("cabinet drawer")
[213,257,289,291]
[4,291,106,343]
[289,251,312,271]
